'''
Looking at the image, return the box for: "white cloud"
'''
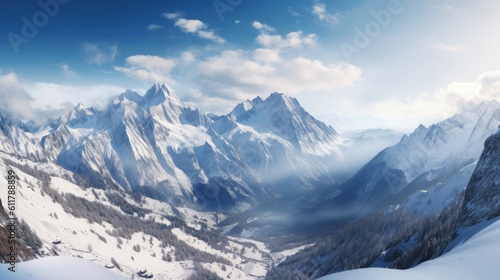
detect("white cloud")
[114,55,176,84]
[252,21,316,50]
[171,18,225,43]
[181,51,195,63]
[175,18,205,33]
[256,31,317,49]
[369,70,500,129]
[182,88,238,115]
[60,64,77,78]
[0,72,36,120]
[195,50,361,104]
[253,48,282,63]
[162,12,182,20]
[197,30,225,43]
[433,43,464,52]
[26,83,125,111]
[83,44,118,66]
[252,21,275,32]
[0,72,123,124]
[235,20,241,24]
[147,24,163,31]
[312,3,340,25]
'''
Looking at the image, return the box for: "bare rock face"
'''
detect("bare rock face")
[460,128,500,227]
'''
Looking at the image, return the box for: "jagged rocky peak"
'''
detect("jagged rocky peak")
[140,83,184,107]
[116,89,142,103]
[229,92,312,125]
[460,128,500,227]
[52,102,96,128]
[228,96,264,122]
[69,103,94,117]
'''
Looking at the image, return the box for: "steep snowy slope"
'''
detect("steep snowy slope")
[340,101,500,211]
[0,114,44,161]
[321,217,500,280]
[0,152,273,279]
[213,93,349,193]
[40,84,269,212]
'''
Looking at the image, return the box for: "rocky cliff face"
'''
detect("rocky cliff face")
[460,127,500,227]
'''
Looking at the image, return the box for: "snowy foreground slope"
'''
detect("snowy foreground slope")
[0,153,273,279]
[321,217,500,280]
[0,256,125,280]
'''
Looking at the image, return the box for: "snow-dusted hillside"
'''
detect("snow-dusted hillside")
[0,256,125,280]
[0,153,273,279]
[321,217,500,280]
[341,100,500,213]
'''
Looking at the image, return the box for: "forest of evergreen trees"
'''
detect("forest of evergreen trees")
[5,159,233,266]
[266,193,466,279]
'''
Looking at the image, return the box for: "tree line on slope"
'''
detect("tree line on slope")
[5,159,233,267]
[266,193,465,279]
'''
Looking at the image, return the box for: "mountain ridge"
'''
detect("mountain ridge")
[0,84,349,212]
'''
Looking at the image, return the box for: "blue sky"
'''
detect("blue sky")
[1,0,500,131]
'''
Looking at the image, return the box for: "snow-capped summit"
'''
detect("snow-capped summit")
[211,92,350,194]
[116,89,142,103]
[33,86,353,210]
[227,92,343,156]
[64,103,96,127]
[140,83,184,108]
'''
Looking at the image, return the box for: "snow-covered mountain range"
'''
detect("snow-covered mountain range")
[340,100,500,214]
[0,84,352,212]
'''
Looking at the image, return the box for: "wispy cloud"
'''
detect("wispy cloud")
[195,50,361,103]
[181,51,195,63]
[114,55,176,84]
[288,7,301,17]
[60,63,77,78]
[0,72,88,124]
[164,13,225,43]
[312,2,340,25]
[370,70,500,129]
[83,44,118,65]
[433,43,463,52]
[147,24,163,31]
[175,18,205,33]
[162,12,183,20]
[256,31,317,50]
[252,21,316,50]
[0,72,36,120]
[252,21,275,32]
